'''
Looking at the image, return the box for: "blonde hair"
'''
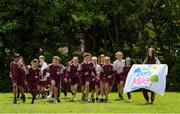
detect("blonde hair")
[73,56,79,60]
[92,56,97,60]
[104,56,110,61]
[53,56,61,61]
[115,51,123,56]
[39,55,45,59]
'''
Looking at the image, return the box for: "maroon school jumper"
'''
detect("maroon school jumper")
[26,67,40,99]
[90,75,96,92]
[67,63,79,85]
[121,66,131,82]
[46,64,64,88]
[78,62,96,86]
[61,68,69,97]
[101,64,115,86]
[121,65,131,99]
[10,61,26,87]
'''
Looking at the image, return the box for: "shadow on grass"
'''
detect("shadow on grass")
[61,97,70,99]
[46,99,54,103]
[114,98,124,101]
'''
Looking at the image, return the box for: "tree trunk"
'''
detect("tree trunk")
[114,15,120,50]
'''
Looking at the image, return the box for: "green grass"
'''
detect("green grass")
[0,92,180,113]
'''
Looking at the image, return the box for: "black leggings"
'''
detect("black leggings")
[142,89,155,102]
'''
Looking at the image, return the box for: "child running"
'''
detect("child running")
[67,57,79,101]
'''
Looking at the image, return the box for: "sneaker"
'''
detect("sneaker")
[118,93,121,98]
[17,94,20,99]
[128,99,132,103]
[57,98,60,103]
[100,98,104,102]
[22,95,26,103]
[47,93,53,98]
[96,97,99,102]
[42,95,45,99]
[54,99,58,104]
[92,99,95,103]
[13,97,17,104]
[145,101,150,104]
[73,97,76,101]
[37,95,41,98]
[87,98,91,102]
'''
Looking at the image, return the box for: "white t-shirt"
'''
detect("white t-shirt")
[155,57,160,64]
[113,59,125,74]
[94,64,102,76]
[40,62,49,81]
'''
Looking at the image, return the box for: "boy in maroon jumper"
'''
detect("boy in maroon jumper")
[78,53,96,102]
[10,54,26,104]
[101,56,115,102]
[44,56,65,103]
[67,57,79,101]
[26,59,41,104]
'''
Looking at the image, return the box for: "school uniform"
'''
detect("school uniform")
[99,63,104,81]
[39,62,49,87]
[121,65,131,100]
[78,62,96,86]
[46,64,65,88]
[10,61,26,87]
[61,68,69,97]
[94,64,102,88]
[67,63,79,86]
[26,67,41,103]
[113,59,125,83]
[121,66,131,82]
[101,64,115,85]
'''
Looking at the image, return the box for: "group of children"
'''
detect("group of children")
[10,48,159,104]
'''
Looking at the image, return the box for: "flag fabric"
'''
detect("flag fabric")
[124,64,168,96]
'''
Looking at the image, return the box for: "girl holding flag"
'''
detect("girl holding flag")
[143,48,160,104]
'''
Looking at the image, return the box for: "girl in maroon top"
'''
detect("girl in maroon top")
[78,53,96,102]
[44,56,65,103]
[122,57,132,102]
[26,59,41,104]
[10,54,26,104]
[100,56,115,102]
[67,57,79,101]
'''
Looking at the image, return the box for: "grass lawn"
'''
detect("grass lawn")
[0,92,179,113]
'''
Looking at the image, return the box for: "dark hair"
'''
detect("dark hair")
[31,59,38,63]
[143,48,156,64]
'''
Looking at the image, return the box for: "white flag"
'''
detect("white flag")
[124,64,168,96]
